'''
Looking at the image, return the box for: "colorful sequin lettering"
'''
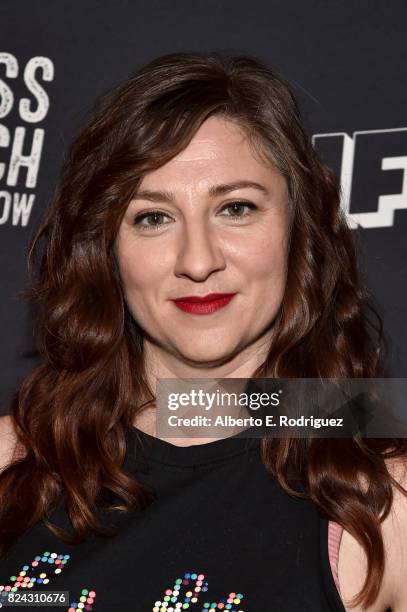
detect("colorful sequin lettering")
[68,588,96,611]
[153,571,245,611]
[0,551,96,610]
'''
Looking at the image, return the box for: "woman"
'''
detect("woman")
[0,51,406,612]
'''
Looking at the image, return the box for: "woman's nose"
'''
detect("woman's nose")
[173,221,226,282]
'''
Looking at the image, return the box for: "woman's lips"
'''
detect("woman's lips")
[171,293,237,315]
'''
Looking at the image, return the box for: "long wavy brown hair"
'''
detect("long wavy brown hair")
[1,51,406,609]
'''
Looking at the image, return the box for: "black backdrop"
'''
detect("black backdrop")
[1,0,406,412]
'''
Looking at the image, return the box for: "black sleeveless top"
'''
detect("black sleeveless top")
[0,426,346,611]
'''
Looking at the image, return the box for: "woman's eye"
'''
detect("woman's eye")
[219,201,257,218]
[133,211,172,231]
[133,201,257,232]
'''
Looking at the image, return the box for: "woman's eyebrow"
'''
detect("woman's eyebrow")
[209,180,270,197]
[133,180,270,203]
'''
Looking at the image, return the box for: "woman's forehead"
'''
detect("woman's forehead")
[170,116,247,162]
[137,117,282,191]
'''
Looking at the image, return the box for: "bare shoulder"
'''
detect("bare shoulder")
[338,454,407,612]
[0,414,19,471]
[382,455,407,609]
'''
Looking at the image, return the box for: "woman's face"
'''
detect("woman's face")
[115,116,291,368]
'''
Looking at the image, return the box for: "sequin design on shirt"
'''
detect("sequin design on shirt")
[68,588,96,611]
[153,571,245,611]
[0,551,96,611]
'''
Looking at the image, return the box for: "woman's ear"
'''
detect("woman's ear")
[0,415,19,473]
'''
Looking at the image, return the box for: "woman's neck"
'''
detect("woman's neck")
[133,332,273,445]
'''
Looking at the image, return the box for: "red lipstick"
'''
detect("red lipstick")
[171,293,237,315]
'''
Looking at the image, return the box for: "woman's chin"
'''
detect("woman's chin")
[175,343,237,369]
